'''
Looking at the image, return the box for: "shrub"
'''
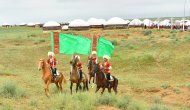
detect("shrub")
[173,88,181,94]
[98,94,117,106]
[187,83,190,90]
[160,83,170,89]
[1,81,26,98]
[126,41,138,50]
[1,105,13,110]
[111,40,118,46]
[160,35,165,37]
[30,99,38,107]
[116,96,131,110]
[170,30,177,33]
[153,96,161,104]
[184,36,190,42]
[144,30,152,36]
[150,104,170,110]
[139,52,156,65]
[39,39,45,43]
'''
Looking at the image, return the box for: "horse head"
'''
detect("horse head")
[92,63,101,75]
[38,59,45,71]
[71,55,80,67]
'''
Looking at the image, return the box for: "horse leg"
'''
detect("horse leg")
[89,76,91,84]
[95,86,100,93]
[83,81,86,91]
[55,83,59,90]
[45,81,50,97]
[58,81,63,94]
[76,83,80,93]
[70,82,73,94]
[101,87,106,95]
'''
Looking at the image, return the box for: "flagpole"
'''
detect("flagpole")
[183,0,187,31]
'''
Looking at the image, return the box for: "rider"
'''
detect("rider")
[76,55,83,81]
[47,51,57,80]
[101,55,112,88]
[88,51,98,64]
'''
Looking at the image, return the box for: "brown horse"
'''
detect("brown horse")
[38,59,66,97]
[70,55,89,94]
[87,58,95,84]
[92,63,118,94]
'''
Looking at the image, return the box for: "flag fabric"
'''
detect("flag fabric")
[51,32,91,55]
[97,36,114,57]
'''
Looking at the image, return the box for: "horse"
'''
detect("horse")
[70,55,89,94]
[92,63,118,94]
[87,58,95,84]
[38,59,67,97]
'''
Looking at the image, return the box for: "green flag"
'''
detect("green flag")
[97,36,114,57]
[59,33,91,55]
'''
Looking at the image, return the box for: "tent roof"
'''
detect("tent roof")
[43,21,60,27]
[105,17,127,25]
[2,23,10,26]
[143,19,153,26]
[19,22,26,25]
[69,19,89,27]
[27,22,35,26]
[129,19,142,25]
[87,18,106,25]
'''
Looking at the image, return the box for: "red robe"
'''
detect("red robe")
[77,62,83,70]
[101,61,111,73]
[47,58,57,68]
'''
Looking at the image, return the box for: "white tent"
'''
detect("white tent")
[69,19,89,27]
[186,20,190,26]
[19,22,26,26]
[43,21,60,27]
[159,19,171,26]
[2,23,10,26]
[129,19,142,26]
[87,18,106,25]
[27,22,35,26]
[143,19,153,26]
[62,25,69,30]
[105,17,128,25]
[126,20,130,24]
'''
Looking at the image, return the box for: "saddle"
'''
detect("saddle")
[104,73,114,82]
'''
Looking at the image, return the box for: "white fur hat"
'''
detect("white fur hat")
[103,55,110,60]
[91,51,97,55]
[48,52,54,57]
[75,55,80,60]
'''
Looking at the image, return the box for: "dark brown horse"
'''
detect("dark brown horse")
[70,55,89,94]
[38,59,67,97]
[92,63,118,94]
[87,58,95,84]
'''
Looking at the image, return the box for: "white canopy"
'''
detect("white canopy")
[2,23,10,26]
[62,25,69,30]
[43,21,60,27]
[19,22,26,26]
[27,22,35,26]
[105,17,128,25]
[129,19,142,26]
[159,19,171,26]
[87,18,106,25]
[143,19,153,26]
[126,20,130,24]
[69,19,89,27]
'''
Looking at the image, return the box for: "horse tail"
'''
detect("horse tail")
[113,77,118,94]
[62,73,67,84]
[86,79,89,91]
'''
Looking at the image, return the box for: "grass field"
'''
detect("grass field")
[0,27,190,110]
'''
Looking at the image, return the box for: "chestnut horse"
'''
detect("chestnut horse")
[70,55,89,94]
[92,63,118,94]
[38,59,66,97]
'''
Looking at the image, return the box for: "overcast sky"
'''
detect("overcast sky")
[0,0,190,24]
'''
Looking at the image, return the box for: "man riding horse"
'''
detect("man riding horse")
[101,55,112,89]
[47,51,58,80]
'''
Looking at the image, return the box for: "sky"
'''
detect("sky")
[0,0,190,24]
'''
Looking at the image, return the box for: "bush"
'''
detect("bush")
[39,39,45,43]
[139,52,156,65]
[173,88,181,94]
[126,41,138,50]
[150,104,170,110]
[144,30,152,36]
[111,40,118,46]
[170,30,177,33]
[0,81,26,98]
[30,99,38,107]
[1,105,13,110]
[160,83,170,89]
[184,36,190,42]
[187,83,190,90]
[98,94,117,106]
[116,96,131,110]
[153,96,161,104]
